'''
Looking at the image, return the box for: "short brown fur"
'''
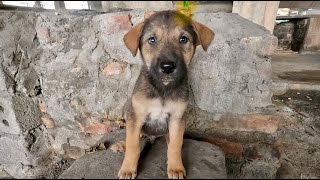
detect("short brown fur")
[118,10,214,179]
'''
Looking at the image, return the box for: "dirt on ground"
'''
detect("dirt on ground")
[278,70,320,83]
[272,90,320,179]
[213,90,320,179]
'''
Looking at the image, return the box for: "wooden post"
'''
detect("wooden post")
[54,1,65,10]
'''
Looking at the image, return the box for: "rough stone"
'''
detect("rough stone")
[190,13,277,115]
[0,50,52,178]
[59,138,227,179]
[238,144,281,179]
[12,95,42,132]
[62,145,86,160]
[0,136,31,165]
[276,159,299,179]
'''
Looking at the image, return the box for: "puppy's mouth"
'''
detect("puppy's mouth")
[160,75,175,86]
[149,65,177,86]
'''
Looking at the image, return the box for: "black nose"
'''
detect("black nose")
[160,61,176,74]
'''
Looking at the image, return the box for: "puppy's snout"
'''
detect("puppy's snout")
[160,61,176,74]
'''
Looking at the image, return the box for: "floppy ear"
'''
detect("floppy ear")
[192,21,215,51]
[123,22,144,57]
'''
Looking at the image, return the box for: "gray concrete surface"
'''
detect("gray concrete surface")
[271,51,320,95]
[59,138,227,179]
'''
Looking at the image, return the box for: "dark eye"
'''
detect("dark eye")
[148,36,156,45]
[179,36,188,44]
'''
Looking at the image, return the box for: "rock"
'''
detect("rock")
[276,159,299,179]
[63,145,86,160]
[238,144,281,179]
[0,65,51,178]
[0,169,12,179]
[59,138,227,179]
[189,13,276,115]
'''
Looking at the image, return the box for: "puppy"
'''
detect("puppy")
[118,10,215,179]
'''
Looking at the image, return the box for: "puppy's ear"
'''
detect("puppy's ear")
[123,22,144,57]
[192,21,215,51]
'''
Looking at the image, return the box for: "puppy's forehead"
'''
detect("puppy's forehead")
[143,11,192,32]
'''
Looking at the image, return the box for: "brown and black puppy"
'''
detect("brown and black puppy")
[119,10,214,179]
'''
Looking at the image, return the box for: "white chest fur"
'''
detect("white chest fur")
[132,96,188,136]
[143,98,187,122]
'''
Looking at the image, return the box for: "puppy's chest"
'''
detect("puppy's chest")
[142,102,172,136]
[136,99,187,137]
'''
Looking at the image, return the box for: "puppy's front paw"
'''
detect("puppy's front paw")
[118,167,137,179]
[167,165,186,179]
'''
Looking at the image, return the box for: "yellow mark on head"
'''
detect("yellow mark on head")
[175,1,198,27]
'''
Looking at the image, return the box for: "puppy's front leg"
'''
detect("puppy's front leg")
[167,119,186,179]
[118,120,142,179]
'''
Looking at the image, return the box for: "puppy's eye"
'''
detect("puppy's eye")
[179,36,188,44]
[148,36,156,45]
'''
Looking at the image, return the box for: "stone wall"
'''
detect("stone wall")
[0,9,277,177]
[101,1,233,13]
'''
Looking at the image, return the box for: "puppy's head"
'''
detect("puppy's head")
[123,10,215,86]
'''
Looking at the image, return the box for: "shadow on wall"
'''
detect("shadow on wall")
[273,18,309,52]
[274,17,320,53]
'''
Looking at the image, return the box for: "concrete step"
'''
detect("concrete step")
[272,80,320,95]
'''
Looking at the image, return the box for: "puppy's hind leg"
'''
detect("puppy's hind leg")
[111,140,126,153]
[111,134,150,153]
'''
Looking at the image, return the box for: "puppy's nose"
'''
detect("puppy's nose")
[160,61,176,74]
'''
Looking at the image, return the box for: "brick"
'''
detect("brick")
[105,15,131,34]
[41,114,55,129]
[39,101,46,113]
[101,62,127,76]
[211,114,279,134]
[36,27,50,40]
[83,123,111,135]
[204,137,244,159]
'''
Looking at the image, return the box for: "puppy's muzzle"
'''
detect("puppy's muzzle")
[160,60,176,74]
